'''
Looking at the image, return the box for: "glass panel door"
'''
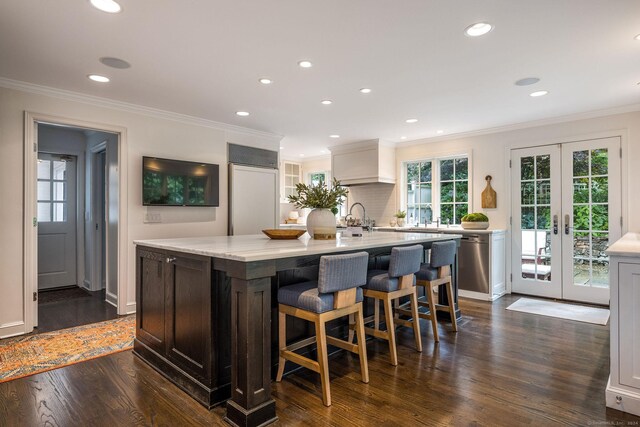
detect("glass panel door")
[561,138,621,304]
[511,145,562,299]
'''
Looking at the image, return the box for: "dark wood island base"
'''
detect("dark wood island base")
[134,233,460,427]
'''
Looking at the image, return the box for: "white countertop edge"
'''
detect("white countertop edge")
[606,232,640,257]
[134,232,462,262]
[374,226,506,235]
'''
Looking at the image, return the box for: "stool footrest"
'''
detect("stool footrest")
[326,336,359,353]
[364,326,392,340]
[281,350,320,373]
[287,336,317,352]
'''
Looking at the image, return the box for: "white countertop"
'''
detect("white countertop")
[606,232,640,257]
[134,231,461,262]
[374,226,506,235]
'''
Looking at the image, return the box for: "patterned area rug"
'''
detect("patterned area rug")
[0,315,135,383]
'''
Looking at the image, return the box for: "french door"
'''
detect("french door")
[511,137,621,305]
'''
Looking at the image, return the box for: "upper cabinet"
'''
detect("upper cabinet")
[281,161,301,202]
[330,139,396,185]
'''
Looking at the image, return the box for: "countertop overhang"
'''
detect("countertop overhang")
[606,232,640,257]
[134,231,461,262]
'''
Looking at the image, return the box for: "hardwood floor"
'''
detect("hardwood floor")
[36,288,117,333]
[1,294,639,426]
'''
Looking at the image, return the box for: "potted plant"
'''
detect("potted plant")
[394,210,407,227]
[461,212,490,230]
[288,178,348,239]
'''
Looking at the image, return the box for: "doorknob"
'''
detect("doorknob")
[553,215,558,235]
[166,256,176,263]
[564,214,571,235]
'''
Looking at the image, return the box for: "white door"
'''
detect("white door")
[37,153,78,290]
[511,137,621,304]
[229,164,277,235]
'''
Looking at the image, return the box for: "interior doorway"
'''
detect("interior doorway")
[32,122,119,333]
[510,137,622,305]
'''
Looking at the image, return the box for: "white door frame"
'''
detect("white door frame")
[88,141,107,293]
[24,112,129,332]
[504,130,629,298]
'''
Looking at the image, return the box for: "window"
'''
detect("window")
[308,171,328,186]
[404,155,469,225]
[283,162,301,200]
[37,156,69,223]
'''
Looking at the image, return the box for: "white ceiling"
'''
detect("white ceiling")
[1,1,640,159]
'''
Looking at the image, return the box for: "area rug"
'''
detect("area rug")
[506,298,609,325]
[0,315,135,383]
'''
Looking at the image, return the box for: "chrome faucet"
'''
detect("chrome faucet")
[346,202,367,228]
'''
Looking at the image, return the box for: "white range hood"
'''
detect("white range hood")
[330,139,396,186]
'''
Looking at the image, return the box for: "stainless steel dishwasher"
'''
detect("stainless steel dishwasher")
[458,233,490,293]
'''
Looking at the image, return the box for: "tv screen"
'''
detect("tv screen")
[142,157,219,206]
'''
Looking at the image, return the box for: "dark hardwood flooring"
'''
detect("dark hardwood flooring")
[1,294,639,426]
[36,288,118,333]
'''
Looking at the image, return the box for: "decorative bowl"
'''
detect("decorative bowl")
[262,229,306,240]
[461,221,489,230]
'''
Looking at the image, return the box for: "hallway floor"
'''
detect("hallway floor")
[36,287,117,333]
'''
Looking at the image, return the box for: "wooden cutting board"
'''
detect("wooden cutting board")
[482,175,497,208]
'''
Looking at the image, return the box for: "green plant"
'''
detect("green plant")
[461,212,489,222]
[394,210,407,219]
[288,178,348,215]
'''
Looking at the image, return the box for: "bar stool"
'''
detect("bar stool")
[275,251,369,407]
[414,240,458,342]
[356,244,423,366]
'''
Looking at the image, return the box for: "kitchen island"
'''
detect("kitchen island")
[134,231,461,427]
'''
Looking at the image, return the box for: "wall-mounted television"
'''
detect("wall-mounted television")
[142,156,219,207]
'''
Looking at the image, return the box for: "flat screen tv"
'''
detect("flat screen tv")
[142,157,219,206]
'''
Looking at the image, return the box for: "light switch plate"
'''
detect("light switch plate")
[144,212,161,223]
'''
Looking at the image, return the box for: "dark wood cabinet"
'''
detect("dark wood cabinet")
[134,246,230,408]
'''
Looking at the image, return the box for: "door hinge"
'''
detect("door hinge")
[510,273,513,282]
[33,292,37,301]
[620,147,623,158]
[509,159,512,168]
[621,216,623,227]
[33,142,37,152]
[33,217,37,227]
[510,216,512,226]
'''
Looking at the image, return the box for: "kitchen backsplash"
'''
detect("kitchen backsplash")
[346,183,397,226]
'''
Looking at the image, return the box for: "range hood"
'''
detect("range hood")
[330,139,396,186]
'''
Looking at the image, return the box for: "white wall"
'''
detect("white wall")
[0,85,281,337]
[395,111,639,231]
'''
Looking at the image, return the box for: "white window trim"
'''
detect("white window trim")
[401,151,473,224]
[306,170,331,185]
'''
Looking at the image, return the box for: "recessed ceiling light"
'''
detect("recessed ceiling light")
[405,118,418,124]
[436,130,444,134]
[89,0,122,13]
[99,57,130,69]
[530,90,549,97]
[464,22,493,37]
[321,100,333,105]
[515,77,540,86]
[320,150,326,154]
[259,78,272,85]
[298,60,313,68]
[635,34,640,41]
[400,136,407,140]
[299,154,305,157]
[329,134,340,138]
[359,88,372,94]
[280,146,284,150]
[236,111,250,116]
[87,74,110,83]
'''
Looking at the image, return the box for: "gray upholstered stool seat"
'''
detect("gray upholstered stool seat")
[365,270,416,292]
[276,251,370,407]
[278,281,364,313]
[412,240,458,342]
[353,244,423,366]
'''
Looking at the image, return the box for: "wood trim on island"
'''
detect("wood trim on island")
[133,232,461,427]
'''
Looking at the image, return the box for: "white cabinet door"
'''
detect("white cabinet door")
[619,262,640,389]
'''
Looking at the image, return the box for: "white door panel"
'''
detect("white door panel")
[229,164,277,235]
[37,153,77,290]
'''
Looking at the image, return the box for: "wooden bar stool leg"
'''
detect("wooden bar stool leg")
[348,313,355,343]
[315,318,331,406]
[374,299,380,331]
[355,305,369,383]
[409,290,422,352]
[426,283,439,342]
[276,311,286,381]
[445,278,458,332]
[383,296,398,366]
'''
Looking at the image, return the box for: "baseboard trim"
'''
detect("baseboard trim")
[125,301,136,315]
[105,291,117,307]
[606,376,640,417]
[0,321,26,339]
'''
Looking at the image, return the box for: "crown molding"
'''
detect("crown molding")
[0,77,283,142]
[399,102,640,147]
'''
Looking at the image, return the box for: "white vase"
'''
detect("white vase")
[306,208,337,239]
